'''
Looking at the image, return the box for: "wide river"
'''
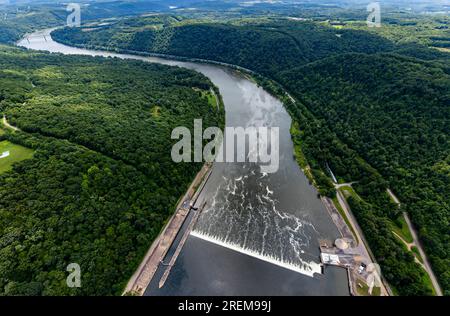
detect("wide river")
[19,29,349,295]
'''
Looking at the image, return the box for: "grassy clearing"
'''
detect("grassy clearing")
[202,90,219,111]
[332,196,359,243]
[340,185,360,200]
[389,215,414,244]
[290,121,308,168]
[194,87,219,110]
[0,140,34,174]
[356,281,381,296]
[205,91,218,109]
[420,267,436,296]
[289,121,316,184]
[150,106,161,118]
[292,139,308,169]
[393,233,410,252]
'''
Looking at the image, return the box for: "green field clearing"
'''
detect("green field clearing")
[204,90,218,109]
[394,233,410,252]
[290,121,308,168]
[332,196,359,243]
[356,281,381,296]
[340,185,361,200]
[0,140,34,174]
[389,215,414,244]
[193,87,219,109]
[421,269,437,296]
[150,105,161,118]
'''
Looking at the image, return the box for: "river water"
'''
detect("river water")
[18,29,349,296]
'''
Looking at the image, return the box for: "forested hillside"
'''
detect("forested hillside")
[0,9,61,44]
[0,2,175,44]
[52,17,450,295]
[343,14,450,53]
[0,45,223,295]
[52,18,395,75]
[280,53,450,295]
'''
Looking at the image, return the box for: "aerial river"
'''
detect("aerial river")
[19,29,349,295]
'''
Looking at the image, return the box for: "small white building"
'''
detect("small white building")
[321,253,340,265]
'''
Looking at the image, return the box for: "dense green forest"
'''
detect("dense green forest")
[0,45,223,295]
[0,2,179,44]
[52,17,449,295]
[281,53,450,295]
[0,8,61,44]
[341,14,450,52]
[52,17,397,75]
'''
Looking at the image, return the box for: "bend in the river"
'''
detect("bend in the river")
[18,29,349,296]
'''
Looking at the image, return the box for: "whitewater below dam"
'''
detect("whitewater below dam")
[19,29,349,295]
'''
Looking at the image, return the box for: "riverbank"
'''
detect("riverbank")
[249,76,392,296]
[124,163,213,296]
[47,30,257,75]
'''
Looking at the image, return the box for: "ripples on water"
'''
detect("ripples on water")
[193,163,322,277]
[20,32,328,280]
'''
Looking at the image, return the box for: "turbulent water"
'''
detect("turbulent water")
[19,30,349,295]
[189,76,328,277]
[193,160,323,276]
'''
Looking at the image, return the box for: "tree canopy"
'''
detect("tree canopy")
[0,45,223,295]
[52,17,450,295]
